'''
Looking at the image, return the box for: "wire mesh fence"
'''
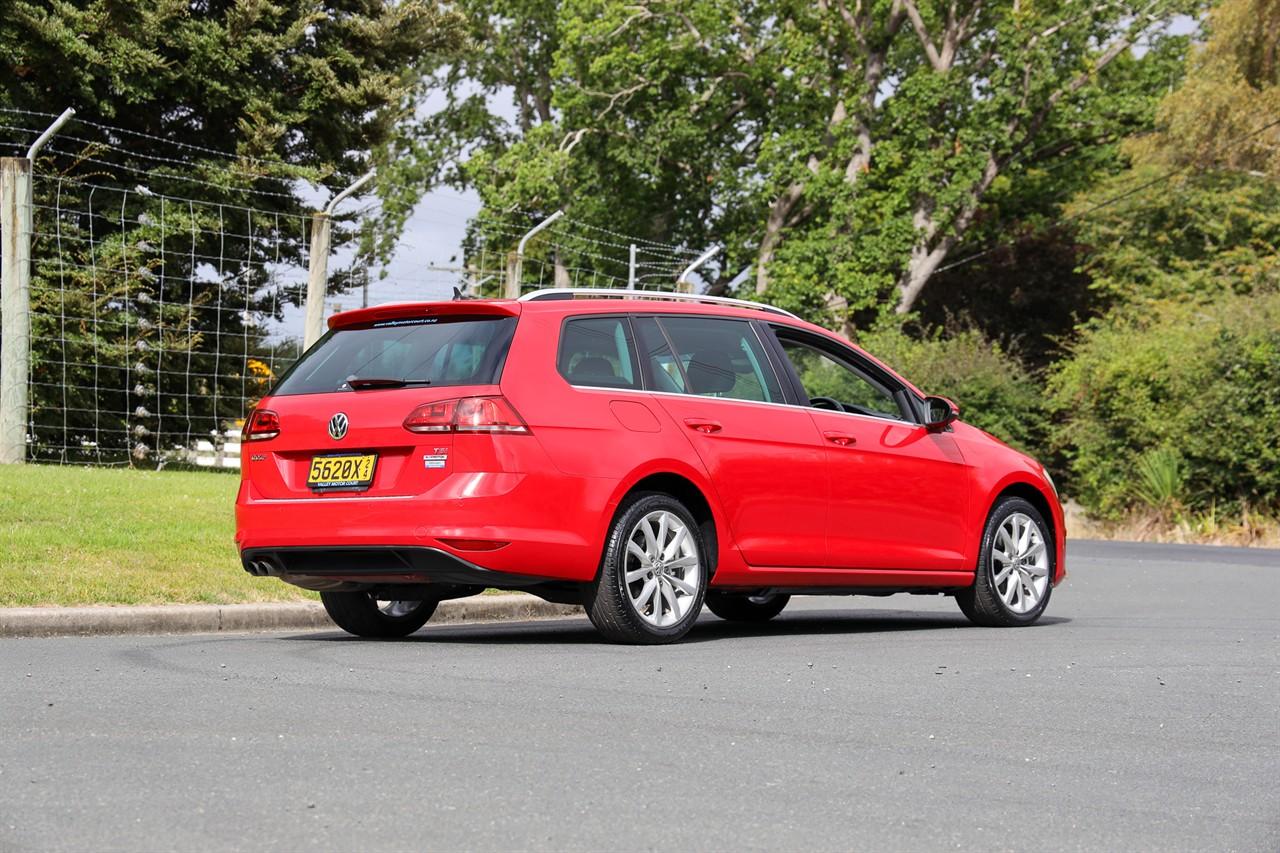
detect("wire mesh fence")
[0,109,709,469]
[25,175,308,465]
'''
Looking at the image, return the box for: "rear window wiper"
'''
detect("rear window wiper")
[342,376,433,390]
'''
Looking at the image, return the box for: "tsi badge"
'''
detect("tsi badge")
[328,412,349,441]
[424,448,448,469]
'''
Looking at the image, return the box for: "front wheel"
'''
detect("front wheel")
[956,497,1054,627]
[705,592,790,623]
[320,591,438,638]
[585,493,708,644]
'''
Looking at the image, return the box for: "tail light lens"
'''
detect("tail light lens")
[241,409,280,441]
[402,400,456,432]
[403,396,529,434]
[454,397,529,433]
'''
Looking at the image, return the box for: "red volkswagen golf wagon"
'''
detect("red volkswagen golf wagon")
[236,288,1064,643]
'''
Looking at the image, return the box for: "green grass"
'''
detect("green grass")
[0,465,312,606]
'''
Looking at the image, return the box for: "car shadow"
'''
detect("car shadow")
[282,609,1071,646]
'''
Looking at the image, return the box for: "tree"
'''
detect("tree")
[1131,0,1280,177]
[1067,0,1280,311]
[392,0,1198,329]
[0,1,462,462]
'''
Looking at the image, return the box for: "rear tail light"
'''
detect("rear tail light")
[403,396,530,434]
[454,396,529,433]
[241,409,280,441]
[402,400,456,432]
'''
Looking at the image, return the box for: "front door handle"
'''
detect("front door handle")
[823,431,856,447]
[684,419,723,434]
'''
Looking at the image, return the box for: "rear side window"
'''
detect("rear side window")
[639,315,784,403]
[558,316,641,389]
[272,316,516,396]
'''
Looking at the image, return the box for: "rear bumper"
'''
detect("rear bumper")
[241,546,550,587]
[234,470,615,583]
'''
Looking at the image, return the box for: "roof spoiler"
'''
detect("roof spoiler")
[328,300,519,330]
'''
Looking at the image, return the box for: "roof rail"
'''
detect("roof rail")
[518,288,800,320]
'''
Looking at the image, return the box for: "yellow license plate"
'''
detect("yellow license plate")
[307,454,377,491]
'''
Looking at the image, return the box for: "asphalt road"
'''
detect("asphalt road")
[2,540,1277,853]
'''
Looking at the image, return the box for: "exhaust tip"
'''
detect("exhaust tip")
[244,558,276,577]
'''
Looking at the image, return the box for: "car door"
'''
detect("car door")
[632,315,829,568]
[766,327,971,571]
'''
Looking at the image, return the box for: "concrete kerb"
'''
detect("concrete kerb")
[0,594,583,638]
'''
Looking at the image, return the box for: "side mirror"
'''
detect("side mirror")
[923,395,959,431]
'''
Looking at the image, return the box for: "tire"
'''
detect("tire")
[585,492,709,644]
[319,591,438,638]
[705,592,790,623]
[957,496,1054,627]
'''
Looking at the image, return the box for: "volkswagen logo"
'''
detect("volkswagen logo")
[327,413,349,441]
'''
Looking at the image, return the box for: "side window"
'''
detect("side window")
[632,317,686,393]
[778,337,907,421]
[558,316,640,389]
[653,316,784,403]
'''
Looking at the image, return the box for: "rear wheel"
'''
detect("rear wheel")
[957,496,1053,627]
[705,592,790,623]
[319,591,438,638]
[585,493,708,644]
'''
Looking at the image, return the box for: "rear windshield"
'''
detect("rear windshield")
[271,316,517,396]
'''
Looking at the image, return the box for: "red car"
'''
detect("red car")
[236,289,1064,643]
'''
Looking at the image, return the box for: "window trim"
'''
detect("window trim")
[765,325,922,425]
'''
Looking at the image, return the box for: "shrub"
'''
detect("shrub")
[856,327,1049,460]
[1047,291,1280,517]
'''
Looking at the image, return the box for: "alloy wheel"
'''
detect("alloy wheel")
[375,598,423,618]
[624,510,702,627]
[991,511,1050,614]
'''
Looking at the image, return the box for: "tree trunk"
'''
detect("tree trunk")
[894,236,955,314]
[755,181,805,294]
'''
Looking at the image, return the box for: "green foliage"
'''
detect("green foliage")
[392,0,1198,321]
[1069,167,1280,306]
[857,326,1048,459]
[1,1,462,185]
[1132,448,1187,517]
[1068,0,1280,313]
[1048,291,1280,516]
[1130,0,1280,178]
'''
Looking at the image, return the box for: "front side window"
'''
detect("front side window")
[557,316,640,389]
[640,316,783,403]
[778,337,907,421]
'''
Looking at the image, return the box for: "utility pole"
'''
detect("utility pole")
[1,108,74,464]
[302,170,374,350]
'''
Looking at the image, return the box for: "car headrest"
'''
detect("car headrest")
[568,356,618,384]
[685,350,736,394]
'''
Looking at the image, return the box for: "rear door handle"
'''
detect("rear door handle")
[684,419,723,434]
[823,431,856,447]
